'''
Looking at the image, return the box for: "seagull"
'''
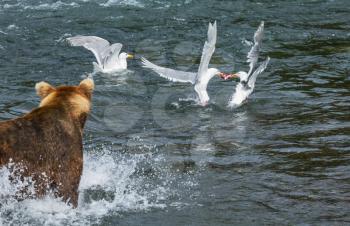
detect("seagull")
[66,35,134,73]
[141,21,228,106]
[223,21,270,108]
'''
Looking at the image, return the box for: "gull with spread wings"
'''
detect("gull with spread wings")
[141,21,229,106]
[66,35,134,73]
[222,21,270,108]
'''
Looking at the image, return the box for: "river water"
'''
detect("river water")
[0,0,349,225]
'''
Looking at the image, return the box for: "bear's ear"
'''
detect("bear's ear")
[79,78,94,97]
[35,81,56,99]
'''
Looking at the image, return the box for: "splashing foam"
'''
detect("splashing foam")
[0,145,173,225]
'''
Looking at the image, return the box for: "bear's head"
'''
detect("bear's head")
[35,78,94,119]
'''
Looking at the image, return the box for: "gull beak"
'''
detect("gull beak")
[127,54,134,59]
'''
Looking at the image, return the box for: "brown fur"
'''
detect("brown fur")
[0,78,94,208]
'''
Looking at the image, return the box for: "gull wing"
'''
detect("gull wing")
[247,21,264,76]
[141,57,197,84]
[197,21,217,81]
[67,35,110,67]
[247,57,270,88]
[101,43,123,68]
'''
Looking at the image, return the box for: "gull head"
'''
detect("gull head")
[119,52,134,60]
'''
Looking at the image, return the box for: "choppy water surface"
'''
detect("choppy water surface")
[0,0,349,225]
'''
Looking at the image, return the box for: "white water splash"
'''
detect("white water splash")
[0,145,177,225]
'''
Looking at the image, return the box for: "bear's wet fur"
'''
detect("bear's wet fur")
[0,78,94,208]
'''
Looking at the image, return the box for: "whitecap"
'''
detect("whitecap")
[7,24,18,30]
[2,1,79,11]
[3,3,20,9]
[23,1,79,10]
[100,0,144,7]
[173,17,186,22]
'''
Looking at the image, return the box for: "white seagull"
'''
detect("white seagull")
[66,35,134,73]
[225,21,270,108]
[141,21,227,106]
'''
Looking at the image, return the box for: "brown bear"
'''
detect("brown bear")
[0,78,94,208]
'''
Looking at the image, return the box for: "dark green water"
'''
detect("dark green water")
[0,0,349,225]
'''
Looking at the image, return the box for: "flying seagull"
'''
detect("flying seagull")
[141,21,228,106]
[67,35,134,73]
[223,21,270,107]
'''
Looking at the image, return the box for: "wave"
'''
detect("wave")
[24,1,79,10]
[2,1,79,11]
[0,0,192,11]
[100,0,144,7]
[0,0,143,11]
[0,0,196,11]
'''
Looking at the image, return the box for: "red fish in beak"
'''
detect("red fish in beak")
[218,72,239,80]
